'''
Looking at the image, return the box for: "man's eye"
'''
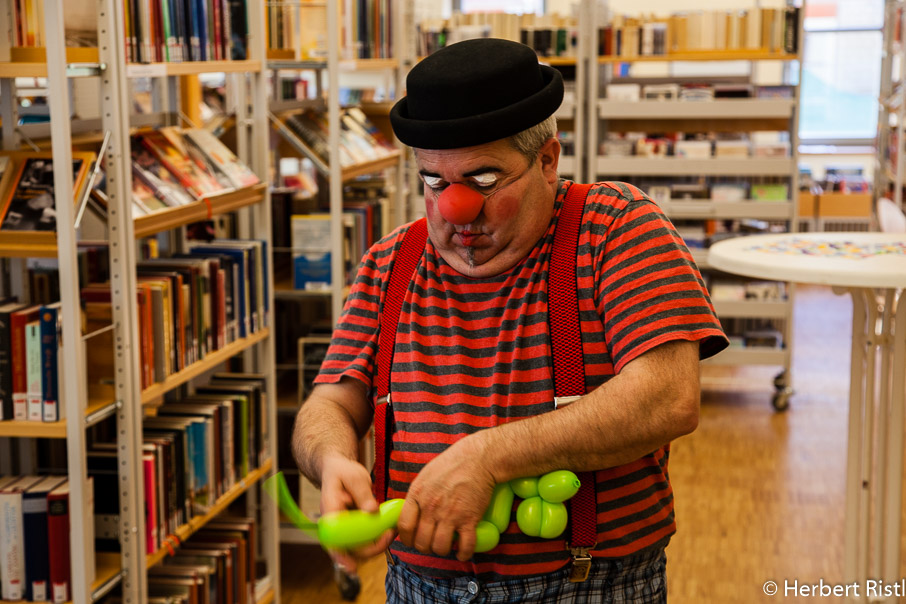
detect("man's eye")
[423,176,446,192]
[472,174,498,189]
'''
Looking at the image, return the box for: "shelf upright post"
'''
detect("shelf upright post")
[576,0,594,184]
[246,0,282,596]
[43,0,93,601]
[0,1,18,150]
[393,0,408,227]
[97,0,150,599]
[327,0,345,323]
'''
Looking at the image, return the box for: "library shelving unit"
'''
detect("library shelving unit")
[0,1,279,603]
[876,0,906,212]
[587,5,803,410]
[264,0,408,574]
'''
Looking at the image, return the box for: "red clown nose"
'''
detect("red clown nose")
[436,184,484,225]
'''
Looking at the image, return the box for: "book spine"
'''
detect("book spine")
[22,491,51,602]
[11,313,29,421]
[160,0,172,61]
[25,321,42,422]
[143,455,158,554]
[39,306,61,423]
[47,490,70,603]
[0,491,26,601]
[0,311,14,421]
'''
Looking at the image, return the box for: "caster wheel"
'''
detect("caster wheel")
[334,566,361,601]
[772,387,793,412]
[773,371,788,389]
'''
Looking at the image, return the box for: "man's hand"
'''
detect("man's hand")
[320,454,395,573]
[396,434,497,561]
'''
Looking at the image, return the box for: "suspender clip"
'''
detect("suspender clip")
[376,393,391,406]
[567,546,593,583]
[554,395,581,409]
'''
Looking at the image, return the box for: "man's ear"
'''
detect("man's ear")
[538,137,561,186]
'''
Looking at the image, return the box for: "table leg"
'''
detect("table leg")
[881,291,904,600]
[844,289,869,598]
[843,288,905,604]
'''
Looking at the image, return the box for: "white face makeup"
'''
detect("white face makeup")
[421,171,501,195]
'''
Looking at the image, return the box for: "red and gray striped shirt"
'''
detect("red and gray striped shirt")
[315,180,728,580]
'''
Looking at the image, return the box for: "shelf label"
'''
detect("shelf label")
[126,63,167,78]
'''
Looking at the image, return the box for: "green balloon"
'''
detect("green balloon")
[515,497,569,539]
[516,496,543,537]
[482,482,515,533]
[537,470,581,503]
[510,476,539,499]
[317,498,404,550]
[473,520,501,553]
[539,501,568,539]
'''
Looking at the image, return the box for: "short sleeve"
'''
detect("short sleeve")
[313,225,408,391]
[590,182,728,372]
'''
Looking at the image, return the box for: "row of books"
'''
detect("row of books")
[600,133,790,161]
[10,0,248,63]
[285,197,386,291]
[90,373,267,557]
[0,301,68,423]
[128,127,260,217]
[277,107,396,170]
[417,11,576,58]
[0,127,258,234]
[599,8,801,57]
[267,0,392,60]
[604,82,795,101]
[0,475,83,602]
[145,517,259,604]
[119,240,269,389]
[644,180,791,205]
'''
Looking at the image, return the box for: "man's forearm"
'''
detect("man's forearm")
[470,340,701,484]
[292,380,372,487]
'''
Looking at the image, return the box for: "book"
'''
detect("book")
[0,476,42,601]
[10,305,41,421]
[290,214,332,291]
[39,302,65,423]
[22,475,67,602]
[131,137,196,208]
[0,302,25,420]
[139,128,232,199]
[0,153,94,232]
[182,129,260,188]
[25,319,42,421]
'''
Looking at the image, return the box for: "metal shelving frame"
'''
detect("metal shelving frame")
[585,2,804,409]
[0,0,280,601]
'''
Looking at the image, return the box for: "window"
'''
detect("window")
[799,0,884,144]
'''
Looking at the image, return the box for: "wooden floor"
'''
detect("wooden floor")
[280,285,905,603]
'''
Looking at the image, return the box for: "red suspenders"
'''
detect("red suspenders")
[372,183,596,578]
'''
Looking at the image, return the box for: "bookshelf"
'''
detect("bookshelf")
[265,0,408,572]
[588,3,803,411]
[0,1,280,603]
[876,0,906,211]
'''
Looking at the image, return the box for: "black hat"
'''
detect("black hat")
[390,38,564,149]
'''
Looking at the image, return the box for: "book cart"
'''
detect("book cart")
[0,0,280,602]
[585,1,804,411]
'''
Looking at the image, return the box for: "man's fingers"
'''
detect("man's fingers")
[397,498,419,546]
[345,477,378,513]
[455,526,476,562]
[430,523,455,557]
[354,528,396,559]
[412,517,437,554]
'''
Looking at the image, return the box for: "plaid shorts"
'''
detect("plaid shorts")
[385,548,667,604]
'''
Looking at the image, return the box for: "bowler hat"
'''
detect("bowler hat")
[390,38,564,149]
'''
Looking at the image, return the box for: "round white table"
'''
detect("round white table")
[709,232,906,603]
